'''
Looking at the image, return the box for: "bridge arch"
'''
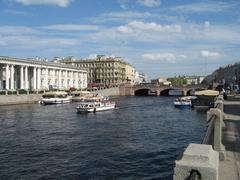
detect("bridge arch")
[134,88,151,96]
[160,88,185,96]
[160,89,172,96]
[187,89,195,96]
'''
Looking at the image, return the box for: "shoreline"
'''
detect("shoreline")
[0,87,120,106]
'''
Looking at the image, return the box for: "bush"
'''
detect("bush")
[18,89,28,94]
[0,91,6,95]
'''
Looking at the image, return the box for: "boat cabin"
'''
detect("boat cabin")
[42,92,68,99]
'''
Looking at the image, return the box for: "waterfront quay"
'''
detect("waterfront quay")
[174,94,240,180]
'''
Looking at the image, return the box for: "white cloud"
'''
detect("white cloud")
[15,0,71,7]
[142,53,187,63]
[201,50,220,58]
[42,24,99,31]
[0,26,40,35]
[101,11,156,19]
[86,54,97,59]
[171,2,233,13]
[204,21,210,29]
[137,0,161,7]
[117,20,181,33]
[118,0,129,9]
[178,54,187,59]
[0,35,78,48]
[3,9,31,16]
[91,11,178,24]
[0,26,78,48]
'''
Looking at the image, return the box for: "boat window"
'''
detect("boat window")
[42,95,55,98]
[57,94,67,98]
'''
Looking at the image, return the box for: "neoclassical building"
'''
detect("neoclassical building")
[56,55,136,85]
[0,56,88,91]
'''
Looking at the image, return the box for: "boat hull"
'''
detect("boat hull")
[76,104,116,113]
[41,98,71,105]
[174,102,192,108]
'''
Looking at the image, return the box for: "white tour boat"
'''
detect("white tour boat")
[41,91,72,105]
[76,96,116,113]
[174,96,196,108]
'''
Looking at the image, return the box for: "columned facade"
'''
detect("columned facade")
[0,56,87,91]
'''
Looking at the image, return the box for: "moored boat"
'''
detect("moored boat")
[174,96,196,108]
[192,90,219,110]
[70,90,91,102]
[41,91,72,105]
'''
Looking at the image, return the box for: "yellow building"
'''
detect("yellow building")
[125,63,136,84]
[59,55,133,86]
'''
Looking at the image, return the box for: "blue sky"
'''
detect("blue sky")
[0,0,240,78]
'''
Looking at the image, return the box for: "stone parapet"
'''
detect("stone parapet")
[174,143,219,180]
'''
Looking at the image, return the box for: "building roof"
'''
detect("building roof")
[0,56,87,71]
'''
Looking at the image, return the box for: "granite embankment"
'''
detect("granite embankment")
[0,87,120,106]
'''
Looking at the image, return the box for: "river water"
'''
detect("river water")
[0,96,206,180]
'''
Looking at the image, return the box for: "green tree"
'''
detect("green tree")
[167,76,187,86]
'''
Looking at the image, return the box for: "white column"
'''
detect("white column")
[83,73,87,88]
[70,71,73,87]
[10,65,14,90]
[20,66,24,89]
[37,68,41,90]
[65,71,68,88]
[5,64,9,90]
[80,72,83,89]
[75,72,79,88]
[52,69,55,86]
[33,67,36,90]
[58,70,62,89]
[0,66,2,90]
[24,66,29,89]
[44,68,48,89]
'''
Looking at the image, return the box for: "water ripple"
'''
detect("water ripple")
[0,96,206,180]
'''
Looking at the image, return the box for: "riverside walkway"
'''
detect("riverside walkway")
[220,96,240,180]
[174,95,240,180]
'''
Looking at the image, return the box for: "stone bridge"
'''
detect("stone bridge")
[119,83,206,96]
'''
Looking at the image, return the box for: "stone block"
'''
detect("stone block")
[174,143,219,180]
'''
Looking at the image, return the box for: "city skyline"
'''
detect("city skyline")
[0,0,240,78]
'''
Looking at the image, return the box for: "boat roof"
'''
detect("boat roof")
[78,101,100,105]
[43,91,68,95]
[195,90,219,96]
[181,96,197,100]
[71,91,91,94]
[85,96,101,100]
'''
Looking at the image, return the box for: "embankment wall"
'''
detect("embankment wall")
[0,94,42,106]
[0,87,120,106]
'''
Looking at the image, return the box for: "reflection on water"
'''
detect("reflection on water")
[0,96,206,179]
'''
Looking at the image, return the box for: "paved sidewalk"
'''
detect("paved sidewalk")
[219,98,240,180]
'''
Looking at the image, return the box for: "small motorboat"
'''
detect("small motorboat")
[41,91,72,105]
[76,96,116,113]
[174,96,196,108]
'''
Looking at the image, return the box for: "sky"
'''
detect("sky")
[0,0,240,78]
